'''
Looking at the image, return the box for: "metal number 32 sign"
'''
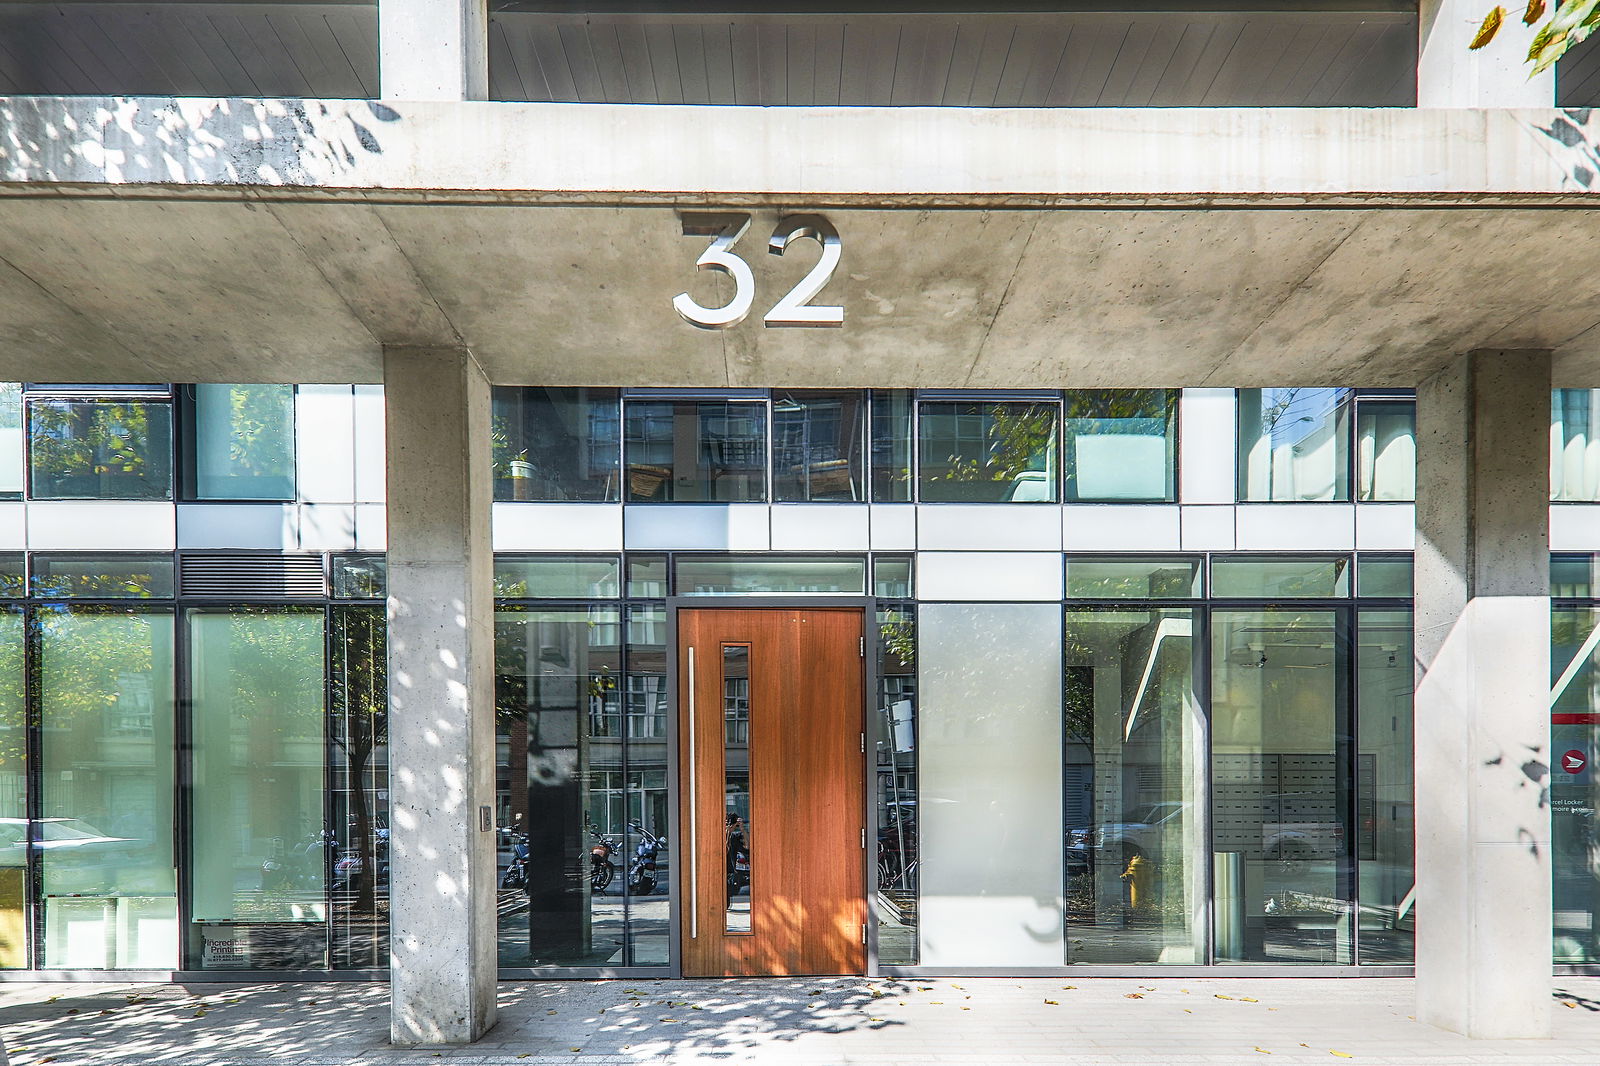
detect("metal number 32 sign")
[673,213,843,330]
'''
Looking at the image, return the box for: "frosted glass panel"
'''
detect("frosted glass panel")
[38,608,176,968]
[188,610,326,950]
[918,603,1063,967]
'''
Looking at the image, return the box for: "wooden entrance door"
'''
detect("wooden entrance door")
[677,608,866,977]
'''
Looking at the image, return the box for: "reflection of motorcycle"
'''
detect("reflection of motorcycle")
[590,830,619,893]
[627,822,665,896]
[501,833,530,891]
[726,817,750,898]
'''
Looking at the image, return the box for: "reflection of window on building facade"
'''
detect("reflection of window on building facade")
[185,384,296,501]
[27,385,174,501]
[1238,389,1416,503]
[918,399,1060,503]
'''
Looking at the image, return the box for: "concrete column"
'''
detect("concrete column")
[379,0,489,100]
[385,345,498,1046]
[1419,0,1554,107]
[1414,349,1551,1038]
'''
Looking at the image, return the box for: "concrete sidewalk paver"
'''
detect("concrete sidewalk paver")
[0,977,1596,1065]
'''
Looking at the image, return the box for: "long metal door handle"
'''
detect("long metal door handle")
[687,645,698,940]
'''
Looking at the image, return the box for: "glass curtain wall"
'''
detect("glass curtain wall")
[1237,389,1352,502]
[1064,605,1204,963]
[918,400,1059,503]
[492,388,621,502]
[27,390,174,500]
[1553,604,1600,964]
[1210,608,1353,963]
[1062,390,1177,502]
[0,607,23,967]
[187,608,327,969]
[189,385,295,500]
[38,606,178,968]
[772,390,866,502]
[623,400,766,502]
[1357,609,1415,963]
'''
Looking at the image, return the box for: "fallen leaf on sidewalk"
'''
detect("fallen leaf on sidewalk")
[1124,993,1144,999]
[1215,994,1234,1000]
[1563,1001,1578,1009]
[1240,997,1259,1003]
[1329,1053,1352,1059]
[1254,1047,1272,1054]
[1044,999,1059,1005]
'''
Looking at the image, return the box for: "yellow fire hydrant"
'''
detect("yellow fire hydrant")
[1122,854,1152,912]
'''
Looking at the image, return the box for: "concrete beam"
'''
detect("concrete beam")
[1414,349,1552,1038]
[379,0,488,101]
[1419,0,1554,108]
[4,97,1600,202]
[385,345,498,1046]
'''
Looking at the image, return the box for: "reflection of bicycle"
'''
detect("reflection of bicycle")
[876,855,917,891]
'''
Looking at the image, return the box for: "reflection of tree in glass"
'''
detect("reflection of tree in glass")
[218,386,294,478]
[330,607,386,912]
[28,400,167,498]
[930,403,1055,488]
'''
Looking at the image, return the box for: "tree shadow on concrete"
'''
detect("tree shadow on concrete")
[1554,984,1600,1012]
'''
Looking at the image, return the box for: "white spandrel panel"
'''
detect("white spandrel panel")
[295,385,356,503]
[295,503,357,551]
[1061,505,1180,551]
[1180,504,1237,551]
[1550,505,1600,550]
[770,505,869,551]
[355,503,388,552]
[869,504,916,550]
[1179,389,1237,505]
[918,504,1062,551]
[1235,504,1356,551]
[919,602,1064,967]
[623,505,770,551]
[918,552,1063,602]
[0,502,22,549]
[494,503,623,552]
[28,501,175,550]
[176,504,293,550]
[352,384,387,503]
[1355,503,1415,550]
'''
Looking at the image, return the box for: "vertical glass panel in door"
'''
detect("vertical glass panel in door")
[624,605,670,966]
[1063,608,1204,963]
[772,390,865,501]
[495,607,625,966]
[723,646,752,933]
[0,609,24,966]
[1357,610,1414,964]
[1211,609,1353,963]
[875,604,918,964]
[192,384,296,500]
[187,608,327,969]
[329,605,389,968]
[1237,389,1351,502]
[38,608,177,968]
[1552,606,1600,964]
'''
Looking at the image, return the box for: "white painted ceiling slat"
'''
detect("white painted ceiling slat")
[582,20,628,103]
[322,7,377,97]
[486,18,529,100]
[1305,21,1384,105]
[888,22,928,107]
[1172,19,1249,106]
[667,23,710,104]
[554,23,604,102]
[112,11,210,95]
[990,24,1034,107]
[610,22,657,104]
[786,20,816,106]
[1021,25,1075,107]
[1146,21,1221,106]
[916,22,959,106]
[753,20,785,105]
[6,8,95,93]
[812,19,843,105]
[1251,22,1327,103]
[967,23,1018,107]
[1199,20,1281,106]
[1119,20,1185,106]
[1279,25,1348,104]
[526,22,578,101]
[1095,20,1157,104]
[289,11,370,97]
[939,20,983,106]
[728,20,759,105]
[642,21,683,103]
[699,21,735,104]
[55,7,144,93]
[1048,23,1115,107]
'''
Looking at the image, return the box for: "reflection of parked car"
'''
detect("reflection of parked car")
[1089,800,1345,864]
[0,817,145,893]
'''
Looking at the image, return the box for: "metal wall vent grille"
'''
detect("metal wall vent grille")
[179,555,326,599]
